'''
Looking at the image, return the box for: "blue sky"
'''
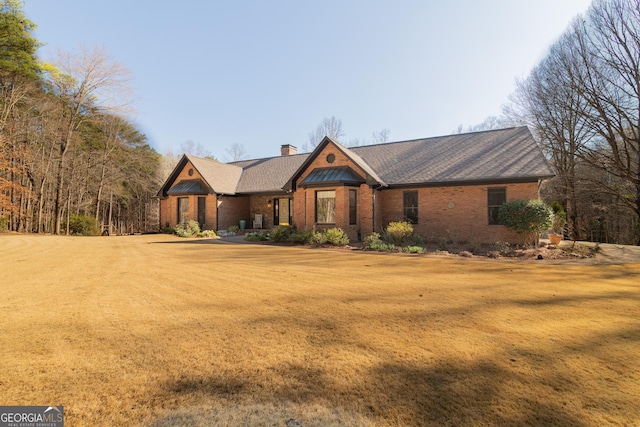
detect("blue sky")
[24,0,592,160]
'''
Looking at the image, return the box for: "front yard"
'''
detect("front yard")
[1,234,639,426]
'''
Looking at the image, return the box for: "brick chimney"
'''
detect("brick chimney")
[281,144,298,156]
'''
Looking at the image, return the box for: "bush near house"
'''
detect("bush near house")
[498,199,552,247]
[323,227,350,245]
[174,220,201,237]
[270,225,296,242]
[386,221,414,244]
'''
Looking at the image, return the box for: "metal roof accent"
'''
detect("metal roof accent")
[299,166,366,187]
[167,179,210,195]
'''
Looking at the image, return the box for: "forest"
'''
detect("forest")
[0,1,160,235]
[1,0,639,244]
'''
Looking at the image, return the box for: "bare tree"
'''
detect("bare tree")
[180,140,211,158]
[569,0,640,244]
[371,129,391,144]
[455,116,511,134]
[42,46,133,234]
[225,143,248,162]
[505,30,593,240]
[306,115,345,150]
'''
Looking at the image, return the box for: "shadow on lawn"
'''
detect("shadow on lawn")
[154,357,587,426]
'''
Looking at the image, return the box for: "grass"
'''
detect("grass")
[1,234,639,426]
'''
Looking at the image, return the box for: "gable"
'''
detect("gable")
[157,154,243,198]
[287,137,384,191]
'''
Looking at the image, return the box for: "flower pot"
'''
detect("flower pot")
[548,233,563,245]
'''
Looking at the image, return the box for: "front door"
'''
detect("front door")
[275,198,291,225]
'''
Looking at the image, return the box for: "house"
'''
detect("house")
[157,127,553,243]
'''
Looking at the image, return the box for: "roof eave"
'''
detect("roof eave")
[382,175,554,189]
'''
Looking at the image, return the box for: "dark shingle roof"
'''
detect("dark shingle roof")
[232,153,309,193]
[161,127,552,197]
[349,127,552,186]
[188,155,243,194]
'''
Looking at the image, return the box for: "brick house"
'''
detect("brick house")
[157,127,553,243]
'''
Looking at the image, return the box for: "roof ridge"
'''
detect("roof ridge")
[351,126,526,150]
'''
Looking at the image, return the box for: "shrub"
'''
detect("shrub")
[363,232,383,248]
[403,245,425,254]
[0,217,8,233]
[245,231,268,241]
[270,225,296,242]
[386,221,413,244]
[310,231,327,246]
[493,241,511,255]
[324,227,349,245]
[405,233,424,246]
[174,220,201,237]
[197,230,217,238]
[498,199,552,247]
[368,242,396,251]
[290,230,314,244]
[438,237,450,251]
[69,214,99,236]
[549,201,567,234]
[228,225,239,233]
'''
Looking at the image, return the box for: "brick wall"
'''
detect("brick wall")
[292,142,376,241]
[378,182,540,243]
[158,161,220,230]
[217,195,250,230]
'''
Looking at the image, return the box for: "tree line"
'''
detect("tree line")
[3,0,638,244]
[0,1,160,234]
[505,0,640,245]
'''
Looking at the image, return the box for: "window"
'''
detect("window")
[177,197,189,224]
[316,190,336,224]
[403,191,418,224]
[488,187,506,225]
[197,197,206,228]
[349,189,357,225]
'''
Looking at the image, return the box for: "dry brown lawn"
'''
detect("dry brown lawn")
[1,234,639,426]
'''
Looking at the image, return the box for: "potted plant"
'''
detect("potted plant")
[548,201,566,245]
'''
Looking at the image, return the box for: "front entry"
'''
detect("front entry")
[274,198,292,225]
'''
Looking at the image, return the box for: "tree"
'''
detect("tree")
[567,0,640,244]
[455,116,512,134]
[306,115,345,150]
[42,46,133,234]
[505,30,593,240]
[225,142,248,161]
[371,128,391,144]
[180,139,211,158]
[0,0,41,222]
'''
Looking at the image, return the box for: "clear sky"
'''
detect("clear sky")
[23,0,593,160]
